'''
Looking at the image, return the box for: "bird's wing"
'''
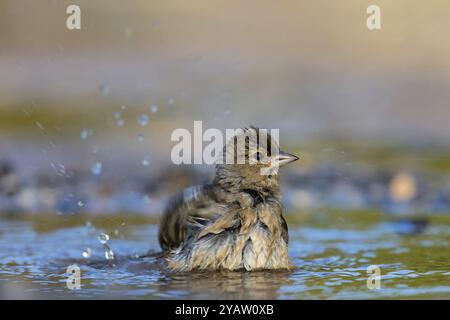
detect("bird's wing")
[159,184,228,251]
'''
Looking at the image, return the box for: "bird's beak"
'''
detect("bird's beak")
[275,151,299,167]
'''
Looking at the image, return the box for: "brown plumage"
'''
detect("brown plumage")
[159,127,299,271]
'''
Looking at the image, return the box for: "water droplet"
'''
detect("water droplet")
[80,128,92,140]
[99,84,110,96]
[142,156,152,166]
[97,233,109,244]
[91,162,103,176]
[77,200,84,207]
[143,195,152,204]
[167,98,175,105]
[116,119,125,127]
[82,248,92,258]
[120,105,127,110]
[36,122,45,130]
[105,247,115,261]
[137,134,144,142]
[150,105,158,113]
[114,112,121,120]
[138,114,149,126]
[114,229,120,236]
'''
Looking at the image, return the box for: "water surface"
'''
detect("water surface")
[0,211,449,299]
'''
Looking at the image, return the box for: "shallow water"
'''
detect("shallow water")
[0,211,449,299]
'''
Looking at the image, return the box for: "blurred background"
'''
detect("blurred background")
[1,0,450,300]
[1,0,450,215]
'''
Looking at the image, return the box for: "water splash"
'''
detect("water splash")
[80,128,93,140]
[97,232,115,261]
[150,105,158,113]
[97,233,109,244]
[138,114,149,126]
[36,122,45,130]
[104,245,115,261]
[82,248,92,258]
[141,156,152,166]
[116,119,125,127]
[99,84,110,96]
[91,162,103,176]
[143,195,152,204]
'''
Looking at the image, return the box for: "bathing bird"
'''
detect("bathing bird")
[159,127,299,271]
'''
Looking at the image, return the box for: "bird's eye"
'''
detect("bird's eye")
[256,152,261,161]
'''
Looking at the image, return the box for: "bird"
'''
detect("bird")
[158,127,299,271]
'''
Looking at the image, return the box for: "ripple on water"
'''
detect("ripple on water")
[0,215,449,299]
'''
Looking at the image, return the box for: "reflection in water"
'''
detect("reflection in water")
[160,270,292,300]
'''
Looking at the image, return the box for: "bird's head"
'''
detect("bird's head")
[214,127,299,199]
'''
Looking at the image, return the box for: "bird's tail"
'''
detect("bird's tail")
[158,185,211,251]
